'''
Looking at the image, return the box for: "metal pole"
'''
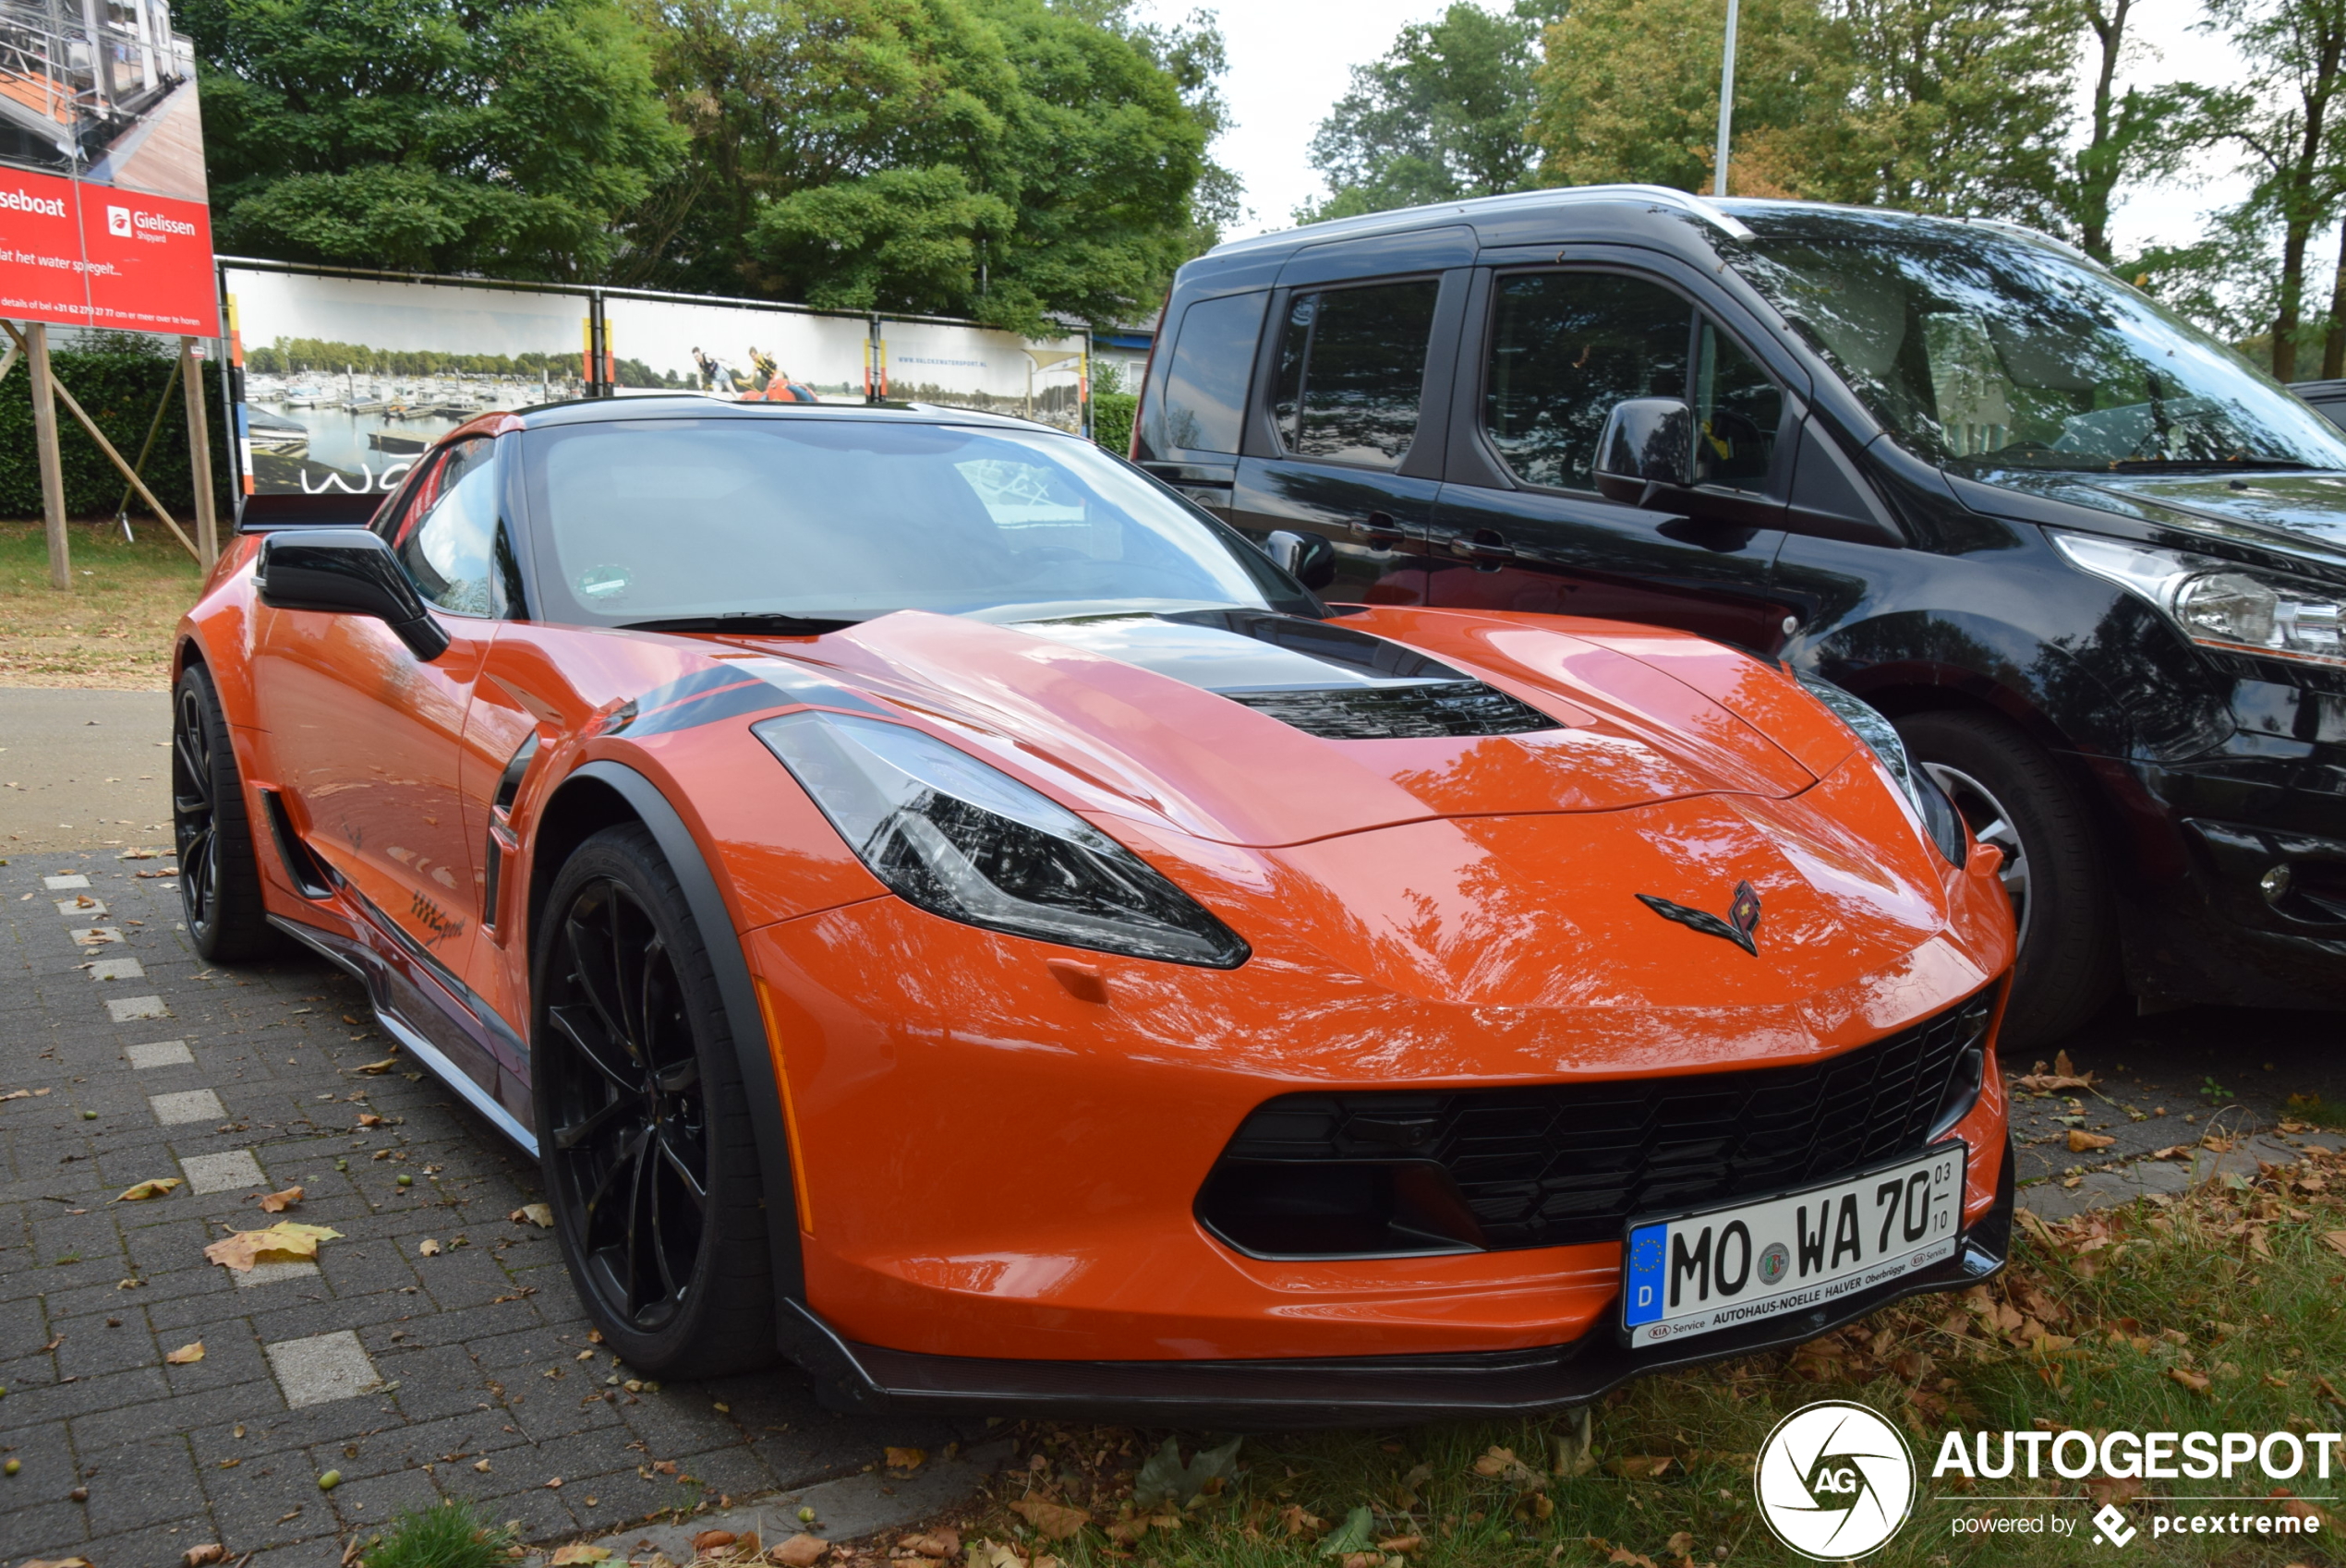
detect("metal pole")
[1713,0,1741,199]
[27,322,70,590]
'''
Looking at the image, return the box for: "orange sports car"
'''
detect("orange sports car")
[175,397,2015,1422]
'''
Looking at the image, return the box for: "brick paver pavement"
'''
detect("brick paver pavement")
[0,847,965,1566]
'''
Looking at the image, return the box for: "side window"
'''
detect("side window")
[395,439,501,616]
[1271,280,1439,467]
[1150,291,1269,456]
[1485,271,1692,491]
[1695,320,1784,490]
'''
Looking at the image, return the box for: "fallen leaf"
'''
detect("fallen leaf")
[356,1114,383,1128]
[1132,1433,1243,1507]
[2171,1368,2212,1393]
[885,1445,926,1471]
[2085,1474,2143,1510]
[1377,1536,1426,1554]
[513,1203,554,1227]
[354,1057,398,1075]
[1278,1503,1327,1538]
[689,1531,736,1554]
[259,1187,303,1213]
[473,1458,491,1473]
[2151,1144,2193,1160]
[19,1559,93,1568]
[1319,1506,1375,1558]
[2067,1129,2117,1152]
[899,1527,961,1559]
[2323,1232,2346,1260]
[768,1534,827,1566]
[1605,1454,1675,1479]
[1586,1540,1660,1568]
[184,1547,227,1567]
[1012,1493,1092,1540]
[165,1341,204,1364]
[115,1177,183,1201]
[548,1548,611,1565]
[203,1222,343,1272]
[417,1238,441,1257]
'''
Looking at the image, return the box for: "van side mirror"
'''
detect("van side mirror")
[255,528,451,661]
[1264,528,1337,590]
[1593,397,1695,504]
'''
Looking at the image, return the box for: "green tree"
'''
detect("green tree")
[183,0,685,279]
[621,0,1224,331]
[2201,0,2346,380]
[1299,2,1550,222]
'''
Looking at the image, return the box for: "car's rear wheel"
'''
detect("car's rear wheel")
[534,824,775,1378]
[173,663,274,962]
[1893,709,2117,1050]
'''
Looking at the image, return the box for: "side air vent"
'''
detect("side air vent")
[258,788,335,899]
[1224,681,1561,740]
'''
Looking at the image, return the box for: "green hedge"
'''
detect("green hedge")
[1091,391,1136,455]
[0,336,235,521]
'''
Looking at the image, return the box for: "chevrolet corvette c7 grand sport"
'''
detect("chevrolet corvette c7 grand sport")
[173,396,2016,1422]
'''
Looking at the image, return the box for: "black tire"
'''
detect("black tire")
[1893,709,2118,1050]
[533,823,776,1379]
[173,663,274,962]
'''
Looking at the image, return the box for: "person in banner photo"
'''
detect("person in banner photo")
[748,344,779,392]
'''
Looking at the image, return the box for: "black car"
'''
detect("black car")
[1131,186,2346,1046]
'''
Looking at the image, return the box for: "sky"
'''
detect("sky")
[1133,0,2260,256]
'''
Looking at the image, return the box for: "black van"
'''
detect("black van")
[1131,185,2346,1048]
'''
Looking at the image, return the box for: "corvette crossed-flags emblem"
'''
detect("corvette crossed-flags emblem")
[1637,879,1764,956]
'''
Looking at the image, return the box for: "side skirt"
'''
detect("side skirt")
[269,913,538,1157]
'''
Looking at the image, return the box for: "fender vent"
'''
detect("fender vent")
[1224,681,1560,740]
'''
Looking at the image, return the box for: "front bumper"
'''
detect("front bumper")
[778,1138,2014,1426]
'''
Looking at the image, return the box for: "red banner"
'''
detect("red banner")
[0,168,217,335]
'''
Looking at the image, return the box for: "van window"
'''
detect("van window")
[1150,291,1268,455]
[1695,320,1784,489]
[1272,281,1440,466]
[1486,272,1692,491]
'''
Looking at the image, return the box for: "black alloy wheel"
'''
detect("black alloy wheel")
[535,824,775,1375]
[172,663,272,961]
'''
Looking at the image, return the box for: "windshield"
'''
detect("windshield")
[521,417,1312,626]
[1724,223,2346,475]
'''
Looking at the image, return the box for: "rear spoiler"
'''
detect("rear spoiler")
[236,492,384,533]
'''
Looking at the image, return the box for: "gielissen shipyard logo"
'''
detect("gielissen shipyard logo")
[1749,1398,2339,1557]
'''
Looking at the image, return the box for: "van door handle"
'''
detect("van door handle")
[1450,527,1513,561]
[1352,511,1406,545]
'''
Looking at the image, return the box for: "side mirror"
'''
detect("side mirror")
[256,528,451,661]
[1263,528,1337,590]
[1593,397,1695,505]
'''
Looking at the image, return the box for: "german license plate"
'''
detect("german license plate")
[1621,1142,1966,1347]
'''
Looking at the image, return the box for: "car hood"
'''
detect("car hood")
[1976,467,2346,563]
[716,604,1858,850]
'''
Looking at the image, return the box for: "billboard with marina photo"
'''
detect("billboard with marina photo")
[222,266,588,496]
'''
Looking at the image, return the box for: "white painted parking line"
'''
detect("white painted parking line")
[265,1330,380,1407]
[149,1089,224,1125]
[70,926,123,946]
[88,957,144,981]
[107,995,168,1022]
[235,1260,320,1289]
[181,1149,266,1194]
[55,898,106,917]
[125,1039,193,1068]
[42,874,89,890]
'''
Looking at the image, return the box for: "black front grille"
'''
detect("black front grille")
[1223,681,1560,740]
[1203,991,1996,1256]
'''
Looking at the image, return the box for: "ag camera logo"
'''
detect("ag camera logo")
[106,204,130,236]
[1755,1400,1915,1560]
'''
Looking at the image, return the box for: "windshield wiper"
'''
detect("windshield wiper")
[620,613,864,634]
[2107,459,2316,474]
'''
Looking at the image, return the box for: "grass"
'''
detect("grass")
[0,517,203,688]
[909,1152,2346,1568]
[2287,1094,2346,1133]
[356,1498,518,1568]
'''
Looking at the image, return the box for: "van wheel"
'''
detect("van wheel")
[534,824,776,1379]
[173,664,274,962]
[1893,710,2117,1050]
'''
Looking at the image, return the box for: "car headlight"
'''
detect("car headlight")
[1797,674,1968,867]
[2052,533,2346,669]
[752,709,1250,968]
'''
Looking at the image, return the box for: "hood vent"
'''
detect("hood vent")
[1225,681,1560,740]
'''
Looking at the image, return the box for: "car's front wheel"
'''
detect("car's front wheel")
[1893,709,2117,1050]
[534,824,776,1379]
[173,663,274,961]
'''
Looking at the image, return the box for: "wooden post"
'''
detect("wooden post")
[181,337,218,569]
[26,321,69,591]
